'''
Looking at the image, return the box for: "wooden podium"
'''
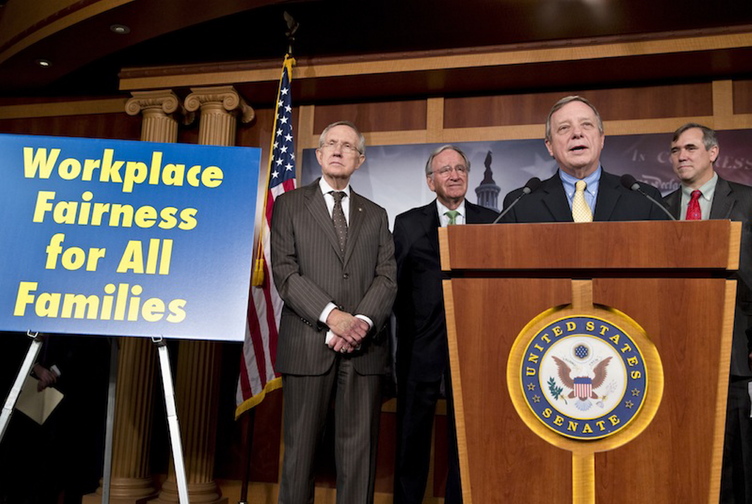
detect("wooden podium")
[439,220,741,504]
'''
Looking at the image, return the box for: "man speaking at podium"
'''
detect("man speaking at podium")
[664,123,752,504]
[500,95,668,223]
[392,145,499,504]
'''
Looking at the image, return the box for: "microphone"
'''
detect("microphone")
[493,177,542,224]
[619,174,676,221]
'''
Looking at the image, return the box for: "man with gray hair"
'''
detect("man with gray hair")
[272,120,397,504]
[664,123,752,504]
[501,95,668,222]
[393,145,499,504]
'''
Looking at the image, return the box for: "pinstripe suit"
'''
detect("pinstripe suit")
[272,177,397,504]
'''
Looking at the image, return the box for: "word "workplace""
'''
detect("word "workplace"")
[23,147,225,193]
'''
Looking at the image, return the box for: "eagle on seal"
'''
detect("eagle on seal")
[552,356,612,411]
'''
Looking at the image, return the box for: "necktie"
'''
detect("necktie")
[445,210,460,226]
[572,180,593,222]
[686,190,702,220]
[330,191,348,251]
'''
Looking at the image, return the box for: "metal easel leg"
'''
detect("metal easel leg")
[0,331,42,442]
[153,336,190,504]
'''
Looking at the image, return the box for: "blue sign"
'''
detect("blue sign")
[0,134,260,341]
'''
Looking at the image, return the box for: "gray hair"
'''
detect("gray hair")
[424,145,471,176]
[672,122,718,151]
[545,95,604,142]
[318,120,366,155]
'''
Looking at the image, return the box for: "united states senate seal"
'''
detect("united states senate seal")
[518,314,648,441]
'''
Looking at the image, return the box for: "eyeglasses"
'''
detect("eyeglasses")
[430,165,468,177]
[320,140,361,155]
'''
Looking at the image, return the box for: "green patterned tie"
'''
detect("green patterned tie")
[445,210,460,226]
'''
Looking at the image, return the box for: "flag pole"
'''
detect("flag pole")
[238,409,256,504]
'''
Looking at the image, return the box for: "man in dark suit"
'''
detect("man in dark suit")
[501,95,668,222]
[271,121,397,504]
[663,123,752,504]
[393,145,499,504]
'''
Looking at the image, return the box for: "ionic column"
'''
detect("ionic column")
[84,90,184,504]
[125,90,184,143]
[153,86,252,504]
[184,86,254,146]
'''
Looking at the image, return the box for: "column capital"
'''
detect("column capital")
[185,85,255,124]
[125,90,184,143]
[125,89,184,117]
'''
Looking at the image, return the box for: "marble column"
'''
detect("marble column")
[84,90,183,504]
[152,86,253,504]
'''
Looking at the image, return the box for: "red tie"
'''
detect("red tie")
[686,190,702,220]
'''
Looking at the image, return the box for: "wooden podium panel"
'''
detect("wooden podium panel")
[440,221,739,504]
[440,220,740,271]
[446,277,574,503]
[592,277,731,503]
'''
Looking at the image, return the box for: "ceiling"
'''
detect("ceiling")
[2,0,752,103]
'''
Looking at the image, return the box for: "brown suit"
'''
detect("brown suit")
[271,178,397,503]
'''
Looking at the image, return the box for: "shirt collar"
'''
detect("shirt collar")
[681,171,718,202]
[435,199,466,219]
[319,177,351,196]
[559,166,602,198]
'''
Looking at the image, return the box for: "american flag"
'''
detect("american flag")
[235,55,296,417]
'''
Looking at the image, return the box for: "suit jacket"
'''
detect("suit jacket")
[271,179,398,376]
[501,169,670,222]
[393,200,500,382]
[664,176,752,377]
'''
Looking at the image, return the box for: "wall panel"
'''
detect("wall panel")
[444,92,552,129]
[444,83,714,130]
[734,79,752,114]
[313,100,428,134]
[0,112,141,140]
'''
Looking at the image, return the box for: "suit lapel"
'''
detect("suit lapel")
[344,190,366,264]
[710,177,736,219]
[540,175,573,222]
[664,190,681,219]
[304,180,344,259]
[592,171,620,221]
[422,202,441,256]
[465,202,484,224]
